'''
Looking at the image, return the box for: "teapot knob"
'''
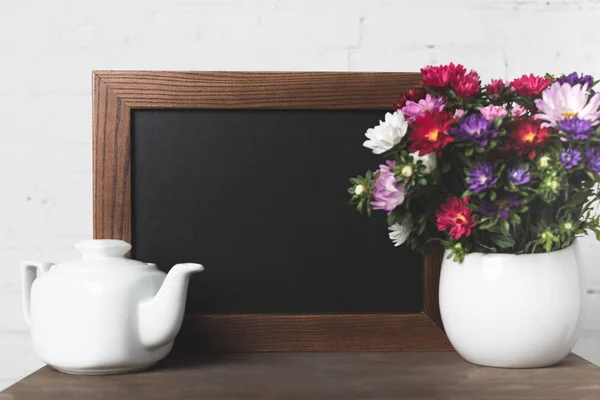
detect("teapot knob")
[75,240,132,258]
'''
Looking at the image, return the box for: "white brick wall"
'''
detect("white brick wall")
[2,0,600,390]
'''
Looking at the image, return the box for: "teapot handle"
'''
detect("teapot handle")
[21,261,54,326]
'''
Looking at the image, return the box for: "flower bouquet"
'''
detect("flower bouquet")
[348,64,600,262]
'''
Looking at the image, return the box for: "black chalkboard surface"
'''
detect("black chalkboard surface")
[131,109,423,314]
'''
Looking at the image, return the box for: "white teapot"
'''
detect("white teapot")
[21,239,203,375]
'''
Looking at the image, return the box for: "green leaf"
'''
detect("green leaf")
[487,223,503,234]
[511,213,521,224]
[387,213,397,225]
[478,220,497,231]
[586,171,596,180]
[462,190,474,198]
[475,240,498,252]
[490,234,515,248]
[492,117,503,129]
[501,219,510,235]
[490,191,497,201]
[464,147,474,157]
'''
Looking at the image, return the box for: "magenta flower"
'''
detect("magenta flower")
[402,94,445,121]
[479,105,508,121]
[371,160,405,211]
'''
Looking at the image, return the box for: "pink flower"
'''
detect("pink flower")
[486,79,504,96]
[421,63,466,87]
[534,82,600,126]
[511,104,527,117]
[453,109,466,119]
[371,160,405,212]
[479,105,507,121]
[511,74,550,96]
[402,94,445,121]
[451,70,481,98]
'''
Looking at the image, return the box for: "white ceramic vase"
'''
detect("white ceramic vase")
[439,242,585,368]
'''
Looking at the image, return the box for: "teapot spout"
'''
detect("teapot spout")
[138,263,203,350]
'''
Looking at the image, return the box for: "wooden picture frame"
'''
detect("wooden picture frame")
[92,71,452,351]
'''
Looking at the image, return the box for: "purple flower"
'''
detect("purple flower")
[556,72,594,87]
[371,160,405,211]
[508,168,531,186]
[401,94,445,121]
[586,147,600,174]
[467,163,498,193]
[450,114,497,147]
[560,148,582,170]
[479,193,520,220]
[558,117,594,140]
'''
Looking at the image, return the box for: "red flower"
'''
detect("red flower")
[408,111,455,156]
[420,63,466,88]
[393,89,427,110]
[511,74,551,96]
[486,79,504,96]
[436,197,476,240]
[507,119,550,156]
[451,70,481,98]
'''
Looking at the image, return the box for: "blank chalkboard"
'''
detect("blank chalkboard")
[93,71,449,351]
[131,109,423,314]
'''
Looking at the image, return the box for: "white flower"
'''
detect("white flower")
[410,151,437,174]
[388,218,413,247]
[354,184,365,195]
[363,111,408,154]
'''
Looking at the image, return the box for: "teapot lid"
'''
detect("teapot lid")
[54,239,151,270]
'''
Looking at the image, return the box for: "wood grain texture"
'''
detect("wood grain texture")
[94,71,422,110]
[92,71,448,352]
[93,74,132,244]
[424,243,445,330]
[177,314,452,352]
[3,353,600,399]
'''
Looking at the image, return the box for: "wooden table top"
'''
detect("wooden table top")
[2,352,600,399]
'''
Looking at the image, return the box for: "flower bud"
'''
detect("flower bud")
[539,156,551,168]
[401,165,413,177]
[354,184,365,195]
